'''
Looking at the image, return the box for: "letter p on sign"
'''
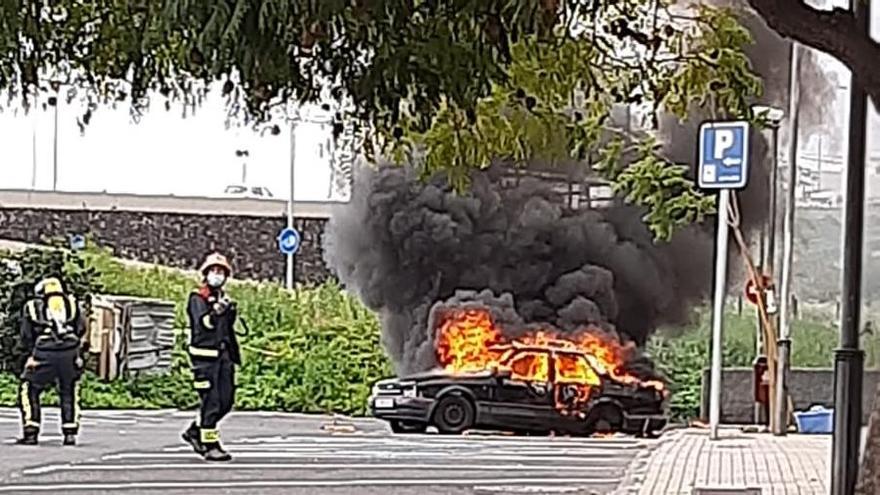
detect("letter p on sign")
[714,129,734,159]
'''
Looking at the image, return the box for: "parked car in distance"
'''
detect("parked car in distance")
[223,185,274,199]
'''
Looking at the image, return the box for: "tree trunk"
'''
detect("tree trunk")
[747,0,880,110]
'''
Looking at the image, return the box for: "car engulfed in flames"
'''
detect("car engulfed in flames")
[370,308,669,436]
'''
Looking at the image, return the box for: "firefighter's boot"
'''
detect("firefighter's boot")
[202,443,232,462]
[181,423,206,455]
[15,429,38,446]
[63,433,76,446]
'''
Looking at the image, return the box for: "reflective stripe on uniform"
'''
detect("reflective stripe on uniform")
[201,314,214,329]
[188,346,219,358]
[24,420,40,428]
[62,422,78,428]
[193,380,211,390]
[73,381,81,427]
[25,301,37,321]
[20,382,32,425]
[200,428,219,443]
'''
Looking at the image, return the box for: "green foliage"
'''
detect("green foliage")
[0,247,392,415]
[389,3,762,240]
[647,306,880,421]
[0,1,559,127]
[0,246,103,372]
[0,1,767,241]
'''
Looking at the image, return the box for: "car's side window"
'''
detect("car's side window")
[555,354,600,385]
[508,352,550,382]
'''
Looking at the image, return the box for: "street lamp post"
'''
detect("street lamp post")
[830,0,870,490]
[771,41,803,437]
[752,103,784,426]
[50,94,59,191]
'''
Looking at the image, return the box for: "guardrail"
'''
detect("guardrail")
[0,189,339,218]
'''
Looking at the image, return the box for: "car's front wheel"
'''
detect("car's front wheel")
[432,394,475,435]
[389,420,427,434]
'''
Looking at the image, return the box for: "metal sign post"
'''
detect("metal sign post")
[278,226,301,289]
[698,120,751,441]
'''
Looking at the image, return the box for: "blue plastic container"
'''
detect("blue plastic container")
[793,405,834,434]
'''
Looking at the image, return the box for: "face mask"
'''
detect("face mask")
[206,272,226,288]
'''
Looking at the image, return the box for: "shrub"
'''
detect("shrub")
[0,246,393,416]
[647,305,879,421]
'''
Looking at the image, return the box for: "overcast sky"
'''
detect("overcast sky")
[0,83,338,201]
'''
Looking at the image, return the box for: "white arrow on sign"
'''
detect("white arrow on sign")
[721,157,742,166]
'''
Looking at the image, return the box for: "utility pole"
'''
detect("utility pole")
[830,0,869,490]
[774,42,801,436]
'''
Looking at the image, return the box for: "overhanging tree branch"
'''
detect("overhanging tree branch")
[747,0,880,109]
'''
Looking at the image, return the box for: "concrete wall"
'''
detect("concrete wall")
[0,206,332,283]
[700,367,880,425]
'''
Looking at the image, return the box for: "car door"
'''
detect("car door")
[492,351,556,427]
[553,352,602,415]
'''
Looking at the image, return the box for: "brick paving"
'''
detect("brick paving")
[619,428,830,495]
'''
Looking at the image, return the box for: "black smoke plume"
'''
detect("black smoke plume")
[322,2,835,376]
[323,165,714,375]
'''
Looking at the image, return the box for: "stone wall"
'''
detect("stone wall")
[699,367,880,425]
[0,208,332,283]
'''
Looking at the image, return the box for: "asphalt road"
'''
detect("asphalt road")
[0,408,656,494]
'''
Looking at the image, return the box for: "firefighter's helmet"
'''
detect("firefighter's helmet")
[34,277,64,297]
[199,252,232,277]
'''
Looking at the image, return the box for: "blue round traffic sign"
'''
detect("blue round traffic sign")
[69,234,86,251]
[277,227,301,255]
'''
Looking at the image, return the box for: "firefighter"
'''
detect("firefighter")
[16,276,86,446]
[181,252,241,462]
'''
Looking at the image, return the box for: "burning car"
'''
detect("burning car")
[369,308,668,437]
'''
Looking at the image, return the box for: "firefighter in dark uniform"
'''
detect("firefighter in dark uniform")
[181,252,241,462]
[16,277,86,446]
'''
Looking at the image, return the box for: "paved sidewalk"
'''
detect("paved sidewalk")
[620,427,830,495]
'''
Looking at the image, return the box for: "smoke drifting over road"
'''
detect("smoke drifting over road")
[323,165,714,375]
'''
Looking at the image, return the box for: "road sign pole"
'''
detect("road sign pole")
[709,188,731,441]
[286,119,297,290]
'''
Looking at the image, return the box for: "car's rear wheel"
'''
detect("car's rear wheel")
[586,404,624,435]
[432,395,475,435]
[389,420,427,434]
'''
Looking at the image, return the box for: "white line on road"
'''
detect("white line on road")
[0,476,614,492]
[158,444,635,456]
[102,450,635,462]
[232,435,644,447]
[22,462,616,476]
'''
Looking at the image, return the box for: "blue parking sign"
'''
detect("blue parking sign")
[698,121,750,189]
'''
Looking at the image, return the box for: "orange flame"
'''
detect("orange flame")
[434,308,664,412]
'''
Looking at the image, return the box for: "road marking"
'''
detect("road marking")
[158,444,636,456]
[228,435,644,448]
[0,477,613,492]
[22,462,616,476]
[102,451,635,462]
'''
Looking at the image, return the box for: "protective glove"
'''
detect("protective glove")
[213,295,236,315]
